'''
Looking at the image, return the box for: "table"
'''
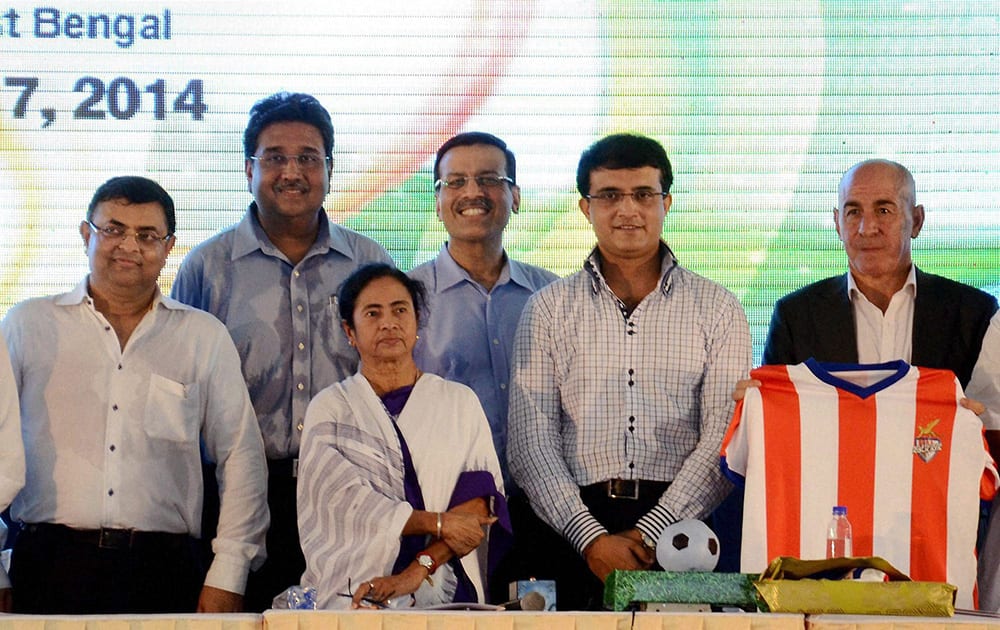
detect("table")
[262,610,805,630]
[3,610,997,630]
[0,614,261,630]
[806,614,1000,630]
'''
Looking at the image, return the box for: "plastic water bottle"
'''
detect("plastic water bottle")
[826,505,853,558]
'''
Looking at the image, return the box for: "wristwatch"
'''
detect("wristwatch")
[640,532,657,552]
[416,553,437,585]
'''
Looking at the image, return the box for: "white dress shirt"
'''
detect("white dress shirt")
[0,334,24,585]
[0,279,269,594]
[970,311,1000,612]
[967,310,1000,431]
[848,265,916,364]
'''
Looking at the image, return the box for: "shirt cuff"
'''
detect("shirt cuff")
[563,510,608,556]
[204,553,251,596]
[635,504,677,544]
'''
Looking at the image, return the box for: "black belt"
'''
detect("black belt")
[20,522,191,552]
[581,479,671,501]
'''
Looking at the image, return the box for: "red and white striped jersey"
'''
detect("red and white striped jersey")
[721,360,997,609]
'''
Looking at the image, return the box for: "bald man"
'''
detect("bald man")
[763,159,996,386]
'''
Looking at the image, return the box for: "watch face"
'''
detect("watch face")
[417,554,434,569]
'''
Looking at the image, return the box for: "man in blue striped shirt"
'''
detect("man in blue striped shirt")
[409,132,557,488]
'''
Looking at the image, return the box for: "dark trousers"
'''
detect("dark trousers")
[10,523,201,614]
[243,458,306,612]
[492,481,669,611]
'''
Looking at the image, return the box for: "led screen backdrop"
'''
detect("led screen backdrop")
[1,1,998,362]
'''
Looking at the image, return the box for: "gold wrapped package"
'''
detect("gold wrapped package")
[754,556,956,616]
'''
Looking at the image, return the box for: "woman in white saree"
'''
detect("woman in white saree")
[297,263,510,609]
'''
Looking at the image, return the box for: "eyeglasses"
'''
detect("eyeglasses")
[434,175,514,191]
[585,190,668,207]
[249,154,330,171]
[87,220,173,247]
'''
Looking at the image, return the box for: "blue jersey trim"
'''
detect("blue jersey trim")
[803,358,910,399]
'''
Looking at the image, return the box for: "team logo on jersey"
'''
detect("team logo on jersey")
[913,419,943,463]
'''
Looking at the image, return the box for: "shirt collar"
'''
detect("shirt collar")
[846,264,918,301]
[58,276,185,312]
[583,241,678,296]
[434,242,518,291]
[231,202,352,262]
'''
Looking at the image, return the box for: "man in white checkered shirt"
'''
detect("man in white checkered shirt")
[506,133,752,610]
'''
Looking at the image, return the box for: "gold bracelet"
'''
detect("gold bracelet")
[436,512,443,539]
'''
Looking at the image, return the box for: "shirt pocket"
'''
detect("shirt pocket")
[144,374,200,442]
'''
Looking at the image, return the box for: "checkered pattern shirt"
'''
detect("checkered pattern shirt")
[508,245,752,554]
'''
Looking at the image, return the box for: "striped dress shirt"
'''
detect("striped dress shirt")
[508,245,752,554]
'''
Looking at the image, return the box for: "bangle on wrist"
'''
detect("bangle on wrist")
[436,512,443,539]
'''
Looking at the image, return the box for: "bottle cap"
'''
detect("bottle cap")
[833,505,847,516]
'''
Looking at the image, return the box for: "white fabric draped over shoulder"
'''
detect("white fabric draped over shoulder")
[297,372,504,609]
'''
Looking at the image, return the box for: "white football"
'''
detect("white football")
[655,519,720,571]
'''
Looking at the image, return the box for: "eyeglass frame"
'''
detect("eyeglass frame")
[434,175,515,191]
[86,220,173,247]
[584,189,669,206]
[248,153,331,171]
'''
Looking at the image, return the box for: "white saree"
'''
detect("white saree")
[297,372,504,609]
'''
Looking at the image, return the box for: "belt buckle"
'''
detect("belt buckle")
[98,528,133,550]
[607,479,638,500]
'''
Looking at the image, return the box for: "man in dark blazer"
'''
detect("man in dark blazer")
[765,270,996,388]
[762,159,997,387]
[755,158,999,607]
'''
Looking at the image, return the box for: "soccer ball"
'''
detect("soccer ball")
[655,519,720,571]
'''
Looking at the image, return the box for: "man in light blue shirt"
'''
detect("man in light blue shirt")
[409,132,557,488]
[171,92,391,611]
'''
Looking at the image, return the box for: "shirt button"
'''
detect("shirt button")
[293,271,301,278]
[500,383,507,390]
[112,404,119,411]
[296,304,304,313]
[104,326,111,332]
[298,342,305,350]
[297,422,304,431]
[117,364,122,370]
[297,383,305,391]
[628,463,635,469]
[493,339,500,345]
[108,489,114,496]
[109,444,116,452]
